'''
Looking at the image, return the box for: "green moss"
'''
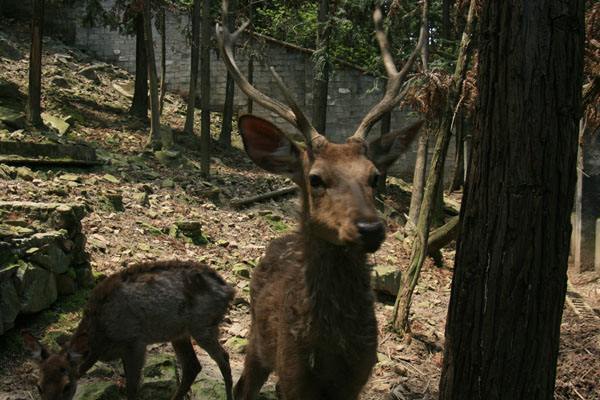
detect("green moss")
[266,218,289,232]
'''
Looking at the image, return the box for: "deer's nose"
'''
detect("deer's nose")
[356,221,385,252]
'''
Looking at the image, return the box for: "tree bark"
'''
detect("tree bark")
[184,0,201,135]
[199,0,211,177]
[312,0,331,135]
[408,132,428,229]
[220,0,237,147]
[129,12,149,119]
[27,0,44,127]
[449,112,465,191]
[143,0,160,148]
[392,0,476,335]
[159,8,167,116]
[439,1,584,399]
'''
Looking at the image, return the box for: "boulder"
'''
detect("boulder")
[0,280,20,334]
[0,106,25,130]
[27,242,72,274]
[370,265,401,297]
[225,336,248,354]
[73,381,120,400]
[15,166,34,181]
[56,272,77,295]
[16,262,57,314]
[41,112,70,135]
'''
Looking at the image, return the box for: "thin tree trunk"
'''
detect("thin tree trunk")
[220,0,237,147]
[199,0,211,177]
[159,8,167,116]
[442,0,451,40]
[143,0,160,148]
[129,12,148,119]
[449,112,464,191]
[27,0,44,127]
[246,2,254,114]
[439,0,584,397]
[312,0,331,134]
[392,0,476,335]
[408,132,428,229]
[184,0,201,134]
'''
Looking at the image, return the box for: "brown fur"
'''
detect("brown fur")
[235,116,418,400]
[23,260,234,400]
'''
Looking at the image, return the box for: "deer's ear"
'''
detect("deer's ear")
[21,331,49,362]
[239,115,302,182]
[368,120,423,173]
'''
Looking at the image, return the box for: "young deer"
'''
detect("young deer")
[216,1,424,399]
[22,260,234,400]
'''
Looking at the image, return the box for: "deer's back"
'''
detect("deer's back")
[85,261,233,346]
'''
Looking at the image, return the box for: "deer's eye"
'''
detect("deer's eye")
[309,174,325,189]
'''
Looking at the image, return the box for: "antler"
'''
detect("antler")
[349,5,427,141]
[216,0,323,147]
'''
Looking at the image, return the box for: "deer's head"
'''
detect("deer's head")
[217,1,424,252]
[22,332,87,400]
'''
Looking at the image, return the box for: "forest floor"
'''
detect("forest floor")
[0,19,599,400]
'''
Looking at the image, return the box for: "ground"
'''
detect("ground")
[0,18,599,400]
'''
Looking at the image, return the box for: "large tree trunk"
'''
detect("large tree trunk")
[184,0,201,135]
[312,0,331,134]
[159,8,167,116]
[27,0,44,127]
[392,0,476,335]
[199,0,211,177]
[220,0,237,147]
[439,1,584,399]
[143,0,160,148]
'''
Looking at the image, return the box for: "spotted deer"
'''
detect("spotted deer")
[22,260,234,400]
[216,1,424,399]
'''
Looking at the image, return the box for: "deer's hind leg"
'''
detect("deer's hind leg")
[193,328,233,400]
[121,343,146,400]
[233,341,271,400]
[170,337,202,400]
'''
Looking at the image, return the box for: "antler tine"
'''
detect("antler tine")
[216,0,322,146]
[350,4,427,141]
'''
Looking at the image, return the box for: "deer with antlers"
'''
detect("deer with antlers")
[216,1,424,398]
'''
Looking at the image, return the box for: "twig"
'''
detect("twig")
[230,186,297,208]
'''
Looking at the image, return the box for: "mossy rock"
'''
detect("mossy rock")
[142,354,177,381]
[73,381,121,400]
[225,336,248,354]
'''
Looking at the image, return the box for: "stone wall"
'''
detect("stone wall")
[0,201,93,335]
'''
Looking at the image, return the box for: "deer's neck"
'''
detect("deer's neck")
[302,232,376,344]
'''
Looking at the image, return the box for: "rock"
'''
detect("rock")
[104,192,124,212]
[55,272,77,295]
[16,262,58,314]
[0,164,16,179]
[154,149,181,166]
[0,280,20,334]
[225,336,248,354]
[15,166,34,181]
[59,173,82,183]
[50,76,70,88]
[75,265,95,288]
[370,265,401,297]
[102,174,120,184]
[132,191,150,207]
[0,38,21,60]
[171,220,208,245]
[232,263,252,279]
[77,65,102,83]
[73,381,120,400]
[112,81,134,99]
[41,113,70,135]
[27,242,72,274]
[161,178,175,189]
[143,354,177,380]
[0,105,25,130]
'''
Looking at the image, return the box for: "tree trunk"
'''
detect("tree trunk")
[312,0,331,134]
[184,0,201,135]
[449,113,464,191]
[392,0,476,335]
[27,0,44,127]
[408,132,428,229]
[143,0,160,148]
[220,0,237,147]
[439,1,584,399]
[199,0,211,177]
[159,8,167,116]
[442,0,452,40]
[129,13,148,119]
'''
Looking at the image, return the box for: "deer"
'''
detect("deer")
[22,260,234,400]
[216,1,425,399]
